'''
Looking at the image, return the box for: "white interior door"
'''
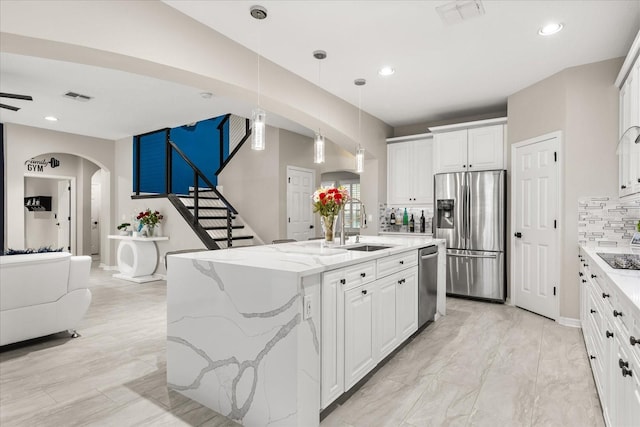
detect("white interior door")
[512,133,560,319]
[287,166,315,241]
[90,180,101,255]
[57,180,71,252]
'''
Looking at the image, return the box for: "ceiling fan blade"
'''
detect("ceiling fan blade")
[0,92,33,101]
[0,103,20,111]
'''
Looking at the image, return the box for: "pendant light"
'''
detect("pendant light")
[354,78,366,173]
[313,50,327,164]
[250,5,267,151]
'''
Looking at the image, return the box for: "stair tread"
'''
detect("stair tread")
[198,216,237,220]
[186,206,228,210]
[212,235,254,241]
[203,225,245,230]
[182,195,220,200]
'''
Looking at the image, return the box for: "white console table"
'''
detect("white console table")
[108,235,169,283]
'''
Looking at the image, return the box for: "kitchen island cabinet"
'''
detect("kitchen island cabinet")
[167,236,445,427]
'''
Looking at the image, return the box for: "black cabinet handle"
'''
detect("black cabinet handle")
[583,263,588,267]
[602,293,610,298]
[591,274,597,279]
[463,165,466,168]
[613,310,623,317]
[469,164,473,168]
[606,330,614,338]
[340,279,346,285]
[622,367,633,377]
[621,185,627,189]
[397,278,406,284]
[361,289,367,295]
[619,359,629,369]
[579,272,584,277]
[590,355,596,360]
[630,336,640,346]
[590,309,596,314]
[582,279,587,283]
[360,272,366,278]
[399,260,404,265]
[514,232,522,238]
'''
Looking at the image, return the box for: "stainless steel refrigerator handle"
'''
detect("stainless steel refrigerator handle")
[421,253,439,260]
[447,253,498,259]
[461,183,467,243]
[466,181,471,240]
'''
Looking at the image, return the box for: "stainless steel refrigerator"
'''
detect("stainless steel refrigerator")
[434,170,506,301]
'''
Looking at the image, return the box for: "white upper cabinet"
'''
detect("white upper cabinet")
[387,135,433,206]
[616,30,640,198]
[431,118,507,174]
[432,130,467,173]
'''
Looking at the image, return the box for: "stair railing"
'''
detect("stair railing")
[167,140,237,248]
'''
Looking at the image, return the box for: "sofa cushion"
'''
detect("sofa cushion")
[0,252,71,311]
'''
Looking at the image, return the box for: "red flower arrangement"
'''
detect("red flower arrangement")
[312,186,349,217]
[137,209,163,228]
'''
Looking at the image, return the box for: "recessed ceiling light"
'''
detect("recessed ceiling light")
[538,22,563,36]
[378,66,395,76]
[44,116,58,122]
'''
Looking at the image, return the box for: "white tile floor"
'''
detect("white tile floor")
[0,264,602,426]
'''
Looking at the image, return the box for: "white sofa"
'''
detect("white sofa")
[0,252,92,346]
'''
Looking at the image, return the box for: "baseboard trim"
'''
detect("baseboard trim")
[99,264,119,271]
[558,316,581,328]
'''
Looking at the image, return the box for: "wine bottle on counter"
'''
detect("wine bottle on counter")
[420,210,426,233]
[409,214,415,232]
[403,208,409,228]
[390,208,396,226]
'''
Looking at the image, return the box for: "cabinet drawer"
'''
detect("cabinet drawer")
[343,261,376,291]
[377,250,418,279]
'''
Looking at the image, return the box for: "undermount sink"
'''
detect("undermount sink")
[346,244,393,252]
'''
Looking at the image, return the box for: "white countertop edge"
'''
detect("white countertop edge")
[170,237,445,278]
[108,235,169,241]
[581,245,640,310]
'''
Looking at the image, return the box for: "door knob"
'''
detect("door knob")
[514,232,522,238]
[309,225,314,229]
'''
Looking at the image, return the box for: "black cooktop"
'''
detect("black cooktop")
[597,252,640,270]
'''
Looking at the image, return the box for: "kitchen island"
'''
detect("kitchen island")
[166,236,445,427]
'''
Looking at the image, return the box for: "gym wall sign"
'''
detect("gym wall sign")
[25,157,61,173]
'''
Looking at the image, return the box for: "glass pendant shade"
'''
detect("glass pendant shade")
[314,132,325,164]
[251,108,266,151]
[355,147,365,173]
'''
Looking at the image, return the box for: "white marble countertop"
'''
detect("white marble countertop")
[379,231,434,237]
[171,236,443,278]
[581,246,640,310]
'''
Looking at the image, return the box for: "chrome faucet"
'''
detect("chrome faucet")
[340,197,367,246]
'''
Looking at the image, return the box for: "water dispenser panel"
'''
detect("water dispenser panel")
[436,199,455,229]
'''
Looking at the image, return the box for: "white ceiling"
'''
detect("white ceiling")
[165,0,640,127]
[0,1,638,140]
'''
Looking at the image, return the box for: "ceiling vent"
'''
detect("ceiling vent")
[63,91,92,102]
[436,0,485,25]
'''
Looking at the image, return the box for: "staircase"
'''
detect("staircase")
[169,188,261,249]
[134,114,261,250]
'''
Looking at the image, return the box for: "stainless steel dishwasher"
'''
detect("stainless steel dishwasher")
[418,245,438,328]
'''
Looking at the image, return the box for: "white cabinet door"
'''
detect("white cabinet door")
[321,269,345,408]
[396,268,418,341]
[377,277,398,360]
[344,284,376,391]
[434,129,467,173]
[413,138,434,204]
[387,142,412,205]
[467,125,504,171]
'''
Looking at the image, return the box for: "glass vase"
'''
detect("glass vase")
[146,225,155,237]
[322,215,335,243]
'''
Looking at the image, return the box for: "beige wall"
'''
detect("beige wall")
[507,57,622,320]
[4,124,114,264]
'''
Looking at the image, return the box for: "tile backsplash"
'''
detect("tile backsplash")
[379,204,433,233]
[578,196,640,247]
